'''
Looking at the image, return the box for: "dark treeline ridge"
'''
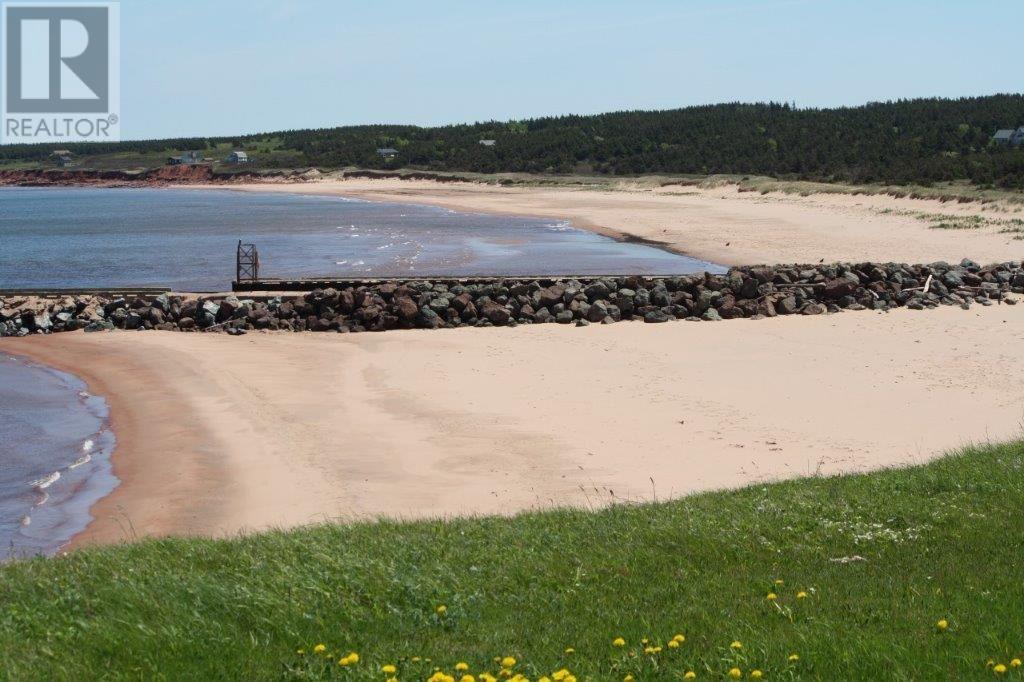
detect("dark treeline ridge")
[3,95,1024,188]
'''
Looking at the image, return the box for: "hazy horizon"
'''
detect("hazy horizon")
[33,0,1024,140]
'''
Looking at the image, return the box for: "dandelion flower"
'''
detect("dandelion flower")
[624,676,634,682]
[994,663,1007,675]
[436,605,448,615]
[553,670,571,681]
[461,676,476,682]
[501,657,517,668]
[673,634,686,643]
[788,653,799,662]
[313,644,327,654]
[684,673,697,680]
[750,671,763,679]
[731,641,743,650]
[564,647,575,654]
[774,579,784,586]
[1013,659,1023,668]
[347,652,359,664]
[766,593,778,601]
[936,619,948,632]
[456,663,470,672]
[613,637,626,647]
[729,668,743,679]
[796,591,808,600]
[382,664,398,674]
[668,640,680,649]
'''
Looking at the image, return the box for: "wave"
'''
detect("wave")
[68,453,92,469]
[31,471,60,491]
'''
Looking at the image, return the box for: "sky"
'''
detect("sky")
[116,0,1018,140]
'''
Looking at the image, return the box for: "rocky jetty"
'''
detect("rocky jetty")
[2,260,1021,338]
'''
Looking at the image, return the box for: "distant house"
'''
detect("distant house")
[478,139,496,147]
[167,150,205,165]
[225,151,250,164]
[376,147,399,159]
[55,155,74,167]
[993,127,1024,147]
[50,149,72,157]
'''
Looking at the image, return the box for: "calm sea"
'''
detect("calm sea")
[0,353,116,558]
[0,187,721,291]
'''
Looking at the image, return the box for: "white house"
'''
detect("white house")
[226,151,250,164]
[993,127,1024,147]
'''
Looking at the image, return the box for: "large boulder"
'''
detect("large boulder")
[480,301,511,326]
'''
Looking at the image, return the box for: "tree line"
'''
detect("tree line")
[2,95,1023,188]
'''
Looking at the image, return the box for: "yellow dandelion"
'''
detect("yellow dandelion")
[774,579,784,586]
[539,678,552,682]
[387,678,398,682]
[613,637,626,647]
[313,644,326,654]
[461,676,476,682]
[729,668,743,680]
[552,670,571,681]
[564,647,575,654]
[499,668,512,678]
[766,593,778,601]
[788,653,799,662]
[624,676,634,682]
[481,675,498,682]
[936,619,948,632]
[501,656,517,668]
[413,657,422,662]
[684,673,697,680]
[382,664,397,674]
[673,634,686,643]
[750,671,763,680]
[1013,659,1023,668]
[668,639,680,649]
[994,663,1008,675]
[436,604,448,615]
[796,591,808,600]
[347,652,359,664]
[564,676,577,682]
[456,663,470,672]
[338,658,350,667]
[731,641,743,650]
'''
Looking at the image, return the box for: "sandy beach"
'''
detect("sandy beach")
[5,303,1024,547]
[204,178,1024,267]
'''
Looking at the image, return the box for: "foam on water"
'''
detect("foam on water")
[0,354,118,558]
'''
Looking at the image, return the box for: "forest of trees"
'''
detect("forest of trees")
[3,95,1024,188]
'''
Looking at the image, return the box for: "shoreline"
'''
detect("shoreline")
[4,304,1024,549]
[192,177,1024,267]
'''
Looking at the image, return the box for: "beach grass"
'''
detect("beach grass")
[2,442,1024,680]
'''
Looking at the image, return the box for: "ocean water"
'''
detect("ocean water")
[0,353,116,558]
[0,187,722,291]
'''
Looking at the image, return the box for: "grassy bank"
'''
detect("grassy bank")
[2,443,1024,680]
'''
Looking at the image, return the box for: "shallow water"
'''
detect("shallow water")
[0,354,117,558]
[0,187,723,291]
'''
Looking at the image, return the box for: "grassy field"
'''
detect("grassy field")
[2,443,1024,680]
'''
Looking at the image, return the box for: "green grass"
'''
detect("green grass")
[2,443,1024,680]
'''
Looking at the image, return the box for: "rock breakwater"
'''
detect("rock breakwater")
[1,260,1020,337]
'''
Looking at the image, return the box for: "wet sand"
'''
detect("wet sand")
[202,178,1024,267]
[4,304,1024,547]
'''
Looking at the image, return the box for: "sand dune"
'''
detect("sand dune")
[5,303,1024,547]
[207,178,1024,267]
